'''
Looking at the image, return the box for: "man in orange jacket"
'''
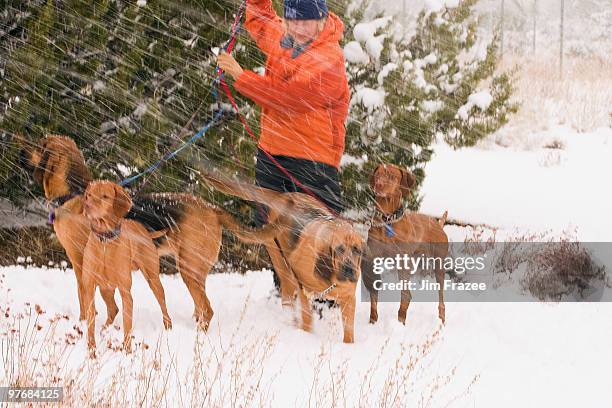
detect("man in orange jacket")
[218,0,350,223]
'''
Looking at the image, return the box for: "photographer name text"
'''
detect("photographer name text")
[372,279,487,291]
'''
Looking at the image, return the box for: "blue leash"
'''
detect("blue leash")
[118,109,225,187]
[118,2,246,188]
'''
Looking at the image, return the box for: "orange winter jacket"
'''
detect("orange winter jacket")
[234,0,350,169]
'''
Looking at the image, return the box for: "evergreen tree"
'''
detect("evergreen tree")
[0,0,259,214]
[339,0,518,210]
[1,0,517,218]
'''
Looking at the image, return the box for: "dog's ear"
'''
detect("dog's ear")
[32,139,49,185]
[16,134,37,174]
[34,139,64,192]
[112,183,132,219]
[314,249,334,283]
[369,164,381,190]
[399,167,416,198]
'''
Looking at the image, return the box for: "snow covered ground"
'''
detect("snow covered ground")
[1,264,611,407]
[2,127,611,405]
[421,126,612,242]
[4,116,610,405]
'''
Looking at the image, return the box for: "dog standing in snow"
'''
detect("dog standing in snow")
[202,171,364,343]
[362,164,449,325]
[81,180,172,354]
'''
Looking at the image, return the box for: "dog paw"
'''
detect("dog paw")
[397,312,407,325]
[438,305,446,324]
[87,343,97,359]
[197,319,210,332]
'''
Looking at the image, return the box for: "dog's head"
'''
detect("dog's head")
[369,163,416,198]
[315,224,364,284]
[17,134,91,200]
[84,181,132,227]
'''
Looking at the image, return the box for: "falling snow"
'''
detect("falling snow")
[1,0,611,406]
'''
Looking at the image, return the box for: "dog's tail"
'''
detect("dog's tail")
[438,211,448,227]
[201,170,283,206]
[215,209,278,245]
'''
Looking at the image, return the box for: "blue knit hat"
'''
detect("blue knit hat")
[284,0,328,20]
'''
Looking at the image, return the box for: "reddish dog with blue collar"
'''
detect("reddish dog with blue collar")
[362,164,449,325]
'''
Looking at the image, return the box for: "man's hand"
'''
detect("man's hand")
[217,52,244,80]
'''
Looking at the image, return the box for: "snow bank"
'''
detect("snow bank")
[421,126,612,241]
[350,17,392,63]
[1,265,611,406]
[425,0,461,13]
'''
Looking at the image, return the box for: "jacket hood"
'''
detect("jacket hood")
[314,12,345,46]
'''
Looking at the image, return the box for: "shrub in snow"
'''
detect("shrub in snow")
[340,0,517,210]
[522,240,606,300]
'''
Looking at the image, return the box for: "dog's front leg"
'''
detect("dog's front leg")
[63,247,87,320]
[369,291,379,324]
[100,288,119,327]
[81,274,97,357]
[298,289,312,333]
[339,294,356,344]
[82,244,97,357]
[360,256,379,324]
[398,288,412,325]
[119,288,133,353]
[436,267,445,324]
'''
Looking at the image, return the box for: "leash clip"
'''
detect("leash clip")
[318,282,337,299]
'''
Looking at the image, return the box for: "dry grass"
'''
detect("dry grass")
[462,226,497,256]
[0,293,478,407]
[0,299,279,407]
[308,328,479,408]
[491,53,612,148]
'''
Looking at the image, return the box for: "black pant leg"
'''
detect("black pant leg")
[254,150,290,227]
[287,159,344,214]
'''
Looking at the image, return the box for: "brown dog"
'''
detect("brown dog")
[201,171,364,343]
[362,164,449,325]
[82,180,172,354]
[17,134,246,329]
